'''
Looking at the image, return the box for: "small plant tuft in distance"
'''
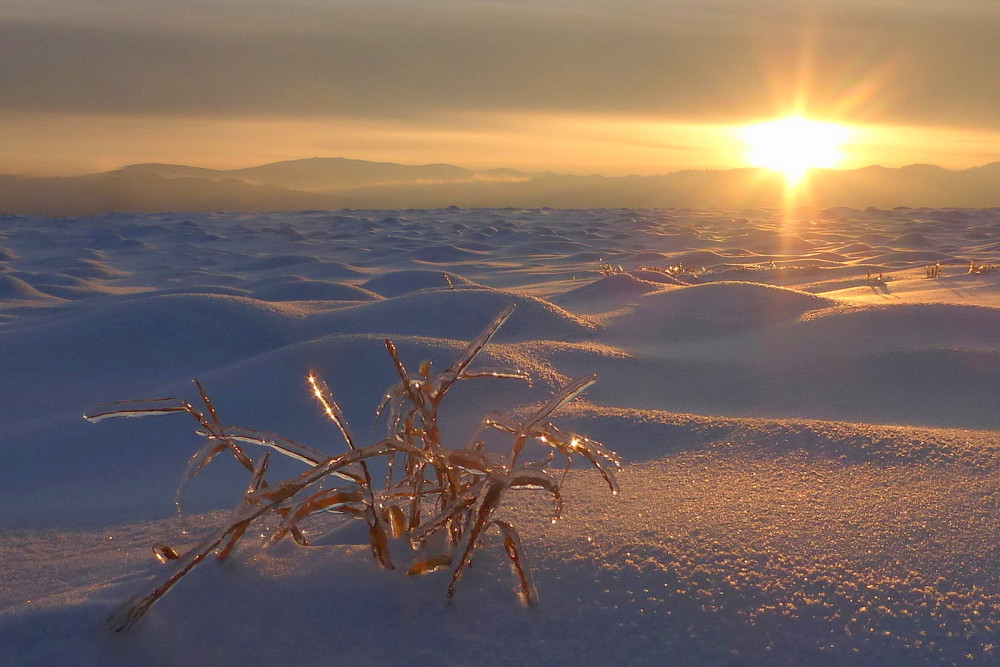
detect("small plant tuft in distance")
[968,259,999,274]
[85,305,621,632]
[599,262,626,276]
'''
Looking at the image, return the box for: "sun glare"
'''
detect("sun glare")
[741,117,850,185]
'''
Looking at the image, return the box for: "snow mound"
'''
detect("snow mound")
[408,243,489,263]
[663,250,732,268]
[552,273,669,313]
[608,281,834,339]
[234,254,323,271]
[361,269,477,297]
[252,279,381,302]
[629,269,688,285]
[554,403,1000,467]
[6,271,113,300]
[867,250,956,265]
[796,302,1000,351]
[180,332,567,450]
[304,287,596,343]
[0,273,61,302]
[893,232,936,249]
[0,293,296,423]
[727,230,815,253]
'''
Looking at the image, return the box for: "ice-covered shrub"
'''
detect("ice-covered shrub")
[86,305,621,631]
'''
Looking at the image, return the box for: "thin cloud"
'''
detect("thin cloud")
[1,1,999,127]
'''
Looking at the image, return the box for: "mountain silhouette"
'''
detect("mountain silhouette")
[4,158,1000,214]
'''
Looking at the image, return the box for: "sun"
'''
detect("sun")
[741,117,850,185]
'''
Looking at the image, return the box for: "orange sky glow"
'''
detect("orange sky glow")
[3,1,1000,177]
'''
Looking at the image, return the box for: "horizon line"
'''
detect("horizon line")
[8,156,1000,180]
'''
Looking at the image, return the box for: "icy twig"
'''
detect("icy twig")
[91,305,622,630]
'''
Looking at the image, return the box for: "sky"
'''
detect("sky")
[4,0,1000,176]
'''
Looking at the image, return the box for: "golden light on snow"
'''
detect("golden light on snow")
[741,117,851,185]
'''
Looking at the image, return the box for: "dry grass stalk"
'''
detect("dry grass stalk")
[636,264,702,278]
[86,305,620,631]
[968,259,999,274]
[866,270,888,285]
[599,262,625,276]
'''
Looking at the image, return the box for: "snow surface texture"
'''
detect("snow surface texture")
[3,207,1000,664]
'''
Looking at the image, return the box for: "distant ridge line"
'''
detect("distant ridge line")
[4,158,1000,214]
